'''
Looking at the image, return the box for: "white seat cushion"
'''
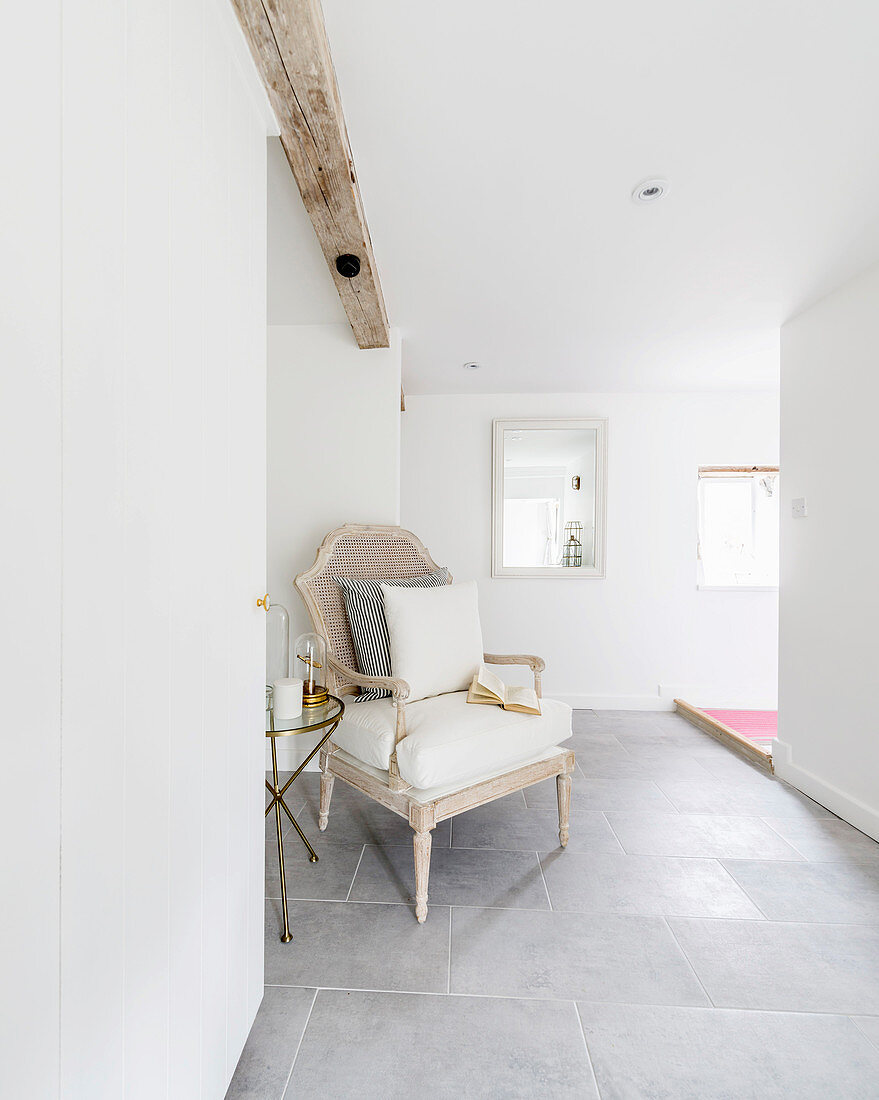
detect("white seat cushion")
[332,691,572,790]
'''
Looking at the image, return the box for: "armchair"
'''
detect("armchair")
[294,524,575,922]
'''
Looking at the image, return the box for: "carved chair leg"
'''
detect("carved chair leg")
[318,762,334,832]
[413,827,433,923]
[556,772,572,848]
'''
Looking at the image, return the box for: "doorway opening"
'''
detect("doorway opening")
[680,465,780,771]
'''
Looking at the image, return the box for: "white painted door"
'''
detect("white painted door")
[58,1,271,1096]
[3,2,271,1092]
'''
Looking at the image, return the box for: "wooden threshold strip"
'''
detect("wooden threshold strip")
[698,466,779,476]
[674,699,774,773]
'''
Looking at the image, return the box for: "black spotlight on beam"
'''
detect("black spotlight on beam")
[335,254,360,278]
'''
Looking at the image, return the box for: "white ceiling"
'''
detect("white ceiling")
[269,0,879,395]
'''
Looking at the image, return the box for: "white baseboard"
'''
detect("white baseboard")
[554,694,675,712]
[658,683,778,710]
[773,739,879,843]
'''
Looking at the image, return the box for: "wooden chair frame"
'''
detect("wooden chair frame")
[294,524,575,922]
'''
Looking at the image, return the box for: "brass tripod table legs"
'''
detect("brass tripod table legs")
[265,709,342,944]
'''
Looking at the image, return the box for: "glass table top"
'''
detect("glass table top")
[265,694,344,737]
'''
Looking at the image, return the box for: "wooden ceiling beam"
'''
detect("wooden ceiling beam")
[232,0,390,349]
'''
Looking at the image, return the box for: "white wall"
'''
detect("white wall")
[1,2,273,1095]
[402,392,779,709]
[0,8,63,1096]
[267,323,401,765]
[777,263,879,840]
[266,138,348,326]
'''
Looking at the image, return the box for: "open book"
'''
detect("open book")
[466,663,541,716]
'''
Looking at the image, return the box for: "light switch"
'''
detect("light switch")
[792,497,808,518]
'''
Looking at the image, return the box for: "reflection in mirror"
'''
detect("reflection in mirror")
[492,419,606,578]
[502,429,596,568]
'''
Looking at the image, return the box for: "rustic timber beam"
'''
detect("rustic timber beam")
[232,0,390,349]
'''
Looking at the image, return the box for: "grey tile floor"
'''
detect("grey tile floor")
[229,710,879,1099]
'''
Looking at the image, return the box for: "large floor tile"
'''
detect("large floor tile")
[669,917,879,1013]
[452,799,623,854]
[614,737,732,766]
[266,818,294,840]
[450,907,709,1005]
[540,850,762,919]
[524,775,676,812]
[722,858,879,923]
[264,900,450,992]
[656,777,830,819]
[574,711,665,735]
[578,753,716,783]
[264,772,306,840]
[682,738,753,761]
[852,1015,879,1050]
[264,812,292,841]
[606,811,804,859]
[694,752,778,783]
[613,722,721,751]
[226,986,315,1100]
[265,839,364,902]
[568,723,629,748]
[293,770,390,808]
[349,845,551,910]
[519,774,585,810]
[286,989,597,1099]
[578,1002,879,1100]
[572,739,629,769]
[763,815,879,863]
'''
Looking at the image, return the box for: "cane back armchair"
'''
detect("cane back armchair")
[294,523,575,922]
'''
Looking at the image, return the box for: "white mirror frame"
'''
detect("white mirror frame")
[491,417,608,579]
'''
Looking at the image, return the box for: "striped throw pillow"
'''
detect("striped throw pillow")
[335,569,449,700]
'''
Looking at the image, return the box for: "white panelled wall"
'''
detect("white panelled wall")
[401,392,780,710]
[777,262,879,841]
[2,1,273,1096]
[0,7,63,1097]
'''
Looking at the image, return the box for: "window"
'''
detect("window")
[697,467,779,588]
[503,497,560,567]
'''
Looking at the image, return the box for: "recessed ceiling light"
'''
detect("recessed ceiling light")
[632,178,670,204]
[462,361,481,370]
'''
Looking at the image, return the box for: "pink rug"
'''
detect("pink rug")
[704,709,777,743]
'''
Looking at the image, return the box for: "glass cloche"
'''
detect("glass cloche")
[294,631,329,708]
[266,602,290,688]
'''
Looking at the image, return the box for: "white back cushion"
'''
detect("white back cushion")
[380,580,484,703]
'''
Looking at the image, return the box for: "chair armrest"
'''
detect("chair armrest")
[483,653,546,673]
[327,655,411,784]
[327,655,410,703]
[482,653,545,698]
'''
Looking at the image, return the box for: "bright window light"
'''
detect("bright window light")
[503,498,560,567]
[697,468,779,588]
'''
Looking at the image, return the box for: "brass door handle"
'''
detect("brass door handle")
[257,593,271,611]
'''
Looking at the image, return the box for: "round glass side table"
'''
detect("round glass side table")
[265,694,345,943]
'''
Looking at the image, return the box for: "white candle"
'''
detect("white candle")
[272,677,303,720]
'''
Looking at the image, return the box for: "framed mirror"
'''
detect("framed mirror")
[492,418,607,578]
